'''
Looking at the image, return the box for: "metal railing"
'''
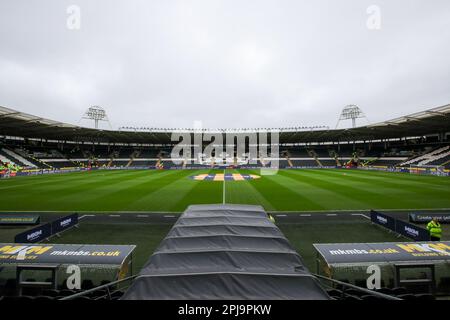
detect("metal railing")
[60,275,137,300]
[313,274,402,300]
[61,273,404,300]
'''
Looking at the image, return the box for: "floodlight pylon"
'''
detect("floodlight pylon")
[81,106,112,129]
[335,105,368,129]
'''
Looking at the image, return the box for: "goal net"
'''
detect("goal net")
[409,164,446,176]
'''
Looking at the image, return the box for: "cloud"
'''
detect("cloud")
[0,0,449,130]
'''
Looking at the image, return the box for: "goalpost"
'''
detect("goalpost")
[409,164,446,176]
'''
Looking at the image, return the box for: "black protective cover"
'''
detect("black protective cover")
[122,204,330,300]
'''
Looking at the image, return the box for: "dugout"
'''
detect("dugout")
[122,204,331,300]
[314,242,450,295]
[0,243,135,295]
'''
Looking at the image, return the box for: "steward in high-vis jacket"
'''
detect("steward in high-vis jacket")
[427,218,442,241]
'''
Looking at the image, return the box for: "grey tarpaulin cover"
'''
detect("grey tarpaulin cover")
[122,204,330,300]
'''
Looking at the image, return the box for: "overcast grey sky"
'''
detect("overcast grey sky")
[0,0,449,130]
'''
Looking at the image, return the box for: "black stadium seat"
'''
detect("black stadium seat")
[110,291,124,300]
[438,277,450,292]
[360,295,382,301]
[42,289,59,297]
[72,296,92,301]
[414,293,435,301]
[375,287,393,295]
[16,296,35,301]
[354,279,366,288]
[344,288,365,297]
[396,294,417,300]
[0,296,16,302]
[392,287,408,295]
[81,279,94,290]
[326,289,342,297]
[59,289,77,297]
[33,296,54,301]
[344,295,362,301]
[3,279,16,296]
[90,289,108,298]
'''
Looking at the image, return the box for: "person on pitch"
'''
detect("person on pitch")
[427,217,442,241]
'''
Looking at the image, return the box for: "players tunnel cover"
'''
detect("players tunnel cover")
[121,204,331,300]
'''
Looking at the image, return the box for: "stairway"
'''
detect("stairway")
[361,158,377,167]
[156,158,162,168]
[1,148,36,168]
[0,153,16,165]
[442,159,450,168]
[258,152,267,167]
[14,148,47,168]
[31,155,53,169]
[3,148,37,168]
[329,150,341,166]
[307,149,323,167]
[284,151,293,168]
[126,150,140,167]
[401,146,450,166]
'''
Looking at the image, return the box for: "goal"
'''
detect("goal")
[409,164,446,176]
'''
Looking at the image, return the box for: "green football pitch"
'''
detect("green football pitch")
[0,168,449,212]
[0,217,407,274]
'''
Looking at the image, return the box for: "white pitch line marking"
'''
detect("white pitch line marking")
[79,214,95,220]
[222,169,226,205]
[351,213,371,220]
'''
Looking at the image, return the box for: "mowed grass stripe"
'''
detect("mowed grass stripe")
[224,170,275,210]
[282,169,404,209]
[307,169,449,200]
[275,170,370,210]
[59,170,184,211]
[317,168,450,189]
[284,169,420,209]
[0,169,148,193]
[269,170,375,210]
[328,168,450,187]
[305,169,450,202]
[1,170,180,211]
[284,169,450,210]
[0,171,155,210]
[241,169,325,211]
[0,169,448,212]
[0,170,118,191]
[165,170,224,211]
[124,170,212,211]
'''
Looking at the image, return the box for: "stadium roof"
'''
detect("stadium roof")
[0,104,449,144]
[121,204,330,300]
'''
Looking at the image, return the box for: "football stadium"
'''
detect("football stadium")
[1,0,450,308]
[0,104,449,302]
